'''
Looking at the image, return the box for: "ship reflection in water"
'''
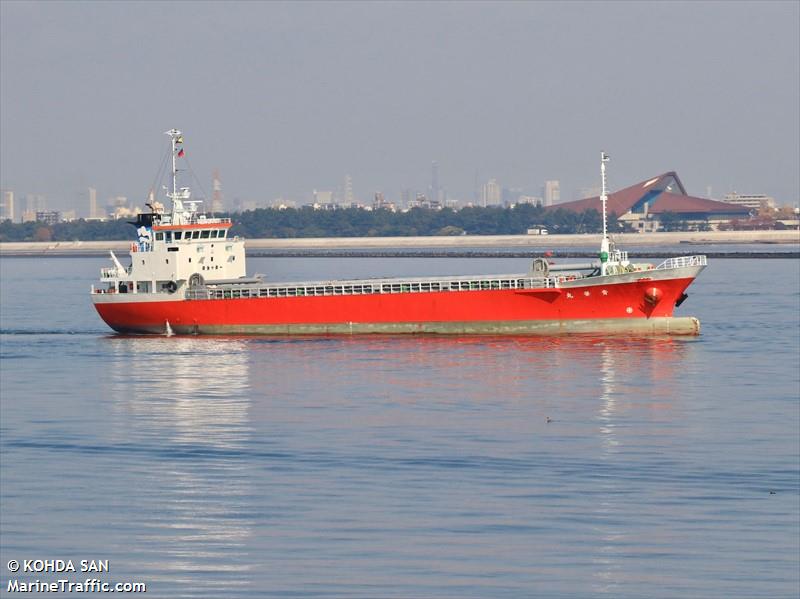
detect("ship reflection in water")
[591,339,692,595]
[98,334,696,596]
[103,336,255,596]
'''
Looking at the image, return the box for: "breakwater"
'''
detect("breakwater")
[1,230,797,257]
[248,250,798,259]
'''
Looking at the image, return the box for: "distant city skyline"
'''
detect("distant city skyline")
[2,1,798,214]
[0,162,794,223]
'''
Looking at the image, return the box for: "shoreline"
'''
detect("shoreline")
[1,230,797,257]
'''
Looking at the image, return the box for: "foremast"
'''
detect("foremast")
[598,151,629,276]
[599,151,611,276]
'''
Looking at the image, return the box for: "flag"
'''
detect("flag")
[176,136,183,144]
[178,148,185,157]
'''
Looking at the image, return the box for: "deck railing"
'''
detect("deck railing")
[184,274,567,301]
[100,267,128,279]
[610,249,629,263]
[655,255,708,270]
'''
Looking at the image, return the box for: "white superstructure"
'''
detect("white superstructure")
[93,129,246,297]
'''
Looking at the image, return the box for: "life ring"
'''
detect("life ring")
[166,281,178,294]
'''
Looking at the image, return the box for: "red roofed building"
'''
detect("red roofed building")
[550,172,751,232]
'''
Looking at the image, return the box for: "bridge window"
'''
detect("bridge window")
[155,232,164,241]
[174,232,182,240]
[200,230,210,239]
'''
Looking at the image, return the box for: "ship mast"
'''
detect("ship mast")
[599,151,610,276]
[165,128,183,219]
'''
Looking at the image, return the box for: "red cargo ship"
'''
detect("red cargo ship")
[91,131,706,335]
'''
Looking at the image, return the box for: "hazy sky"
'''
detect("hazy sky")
[2,0,798,212]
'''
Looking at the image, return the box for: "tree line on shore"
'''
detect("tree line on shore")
[0,204,621,242]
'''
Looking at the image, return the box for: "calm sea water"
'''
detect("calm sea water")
[1,255,798,598]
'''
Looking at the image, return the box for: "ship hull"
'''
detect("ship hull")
[92,271,702,336]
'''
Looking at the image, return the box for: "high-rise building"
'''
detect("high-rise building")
[482,179,501,207]
[430,161,440,205]
[313,190,334,205]
[344,175,354,206]
[544,180,560,206]
[401,189,412,209]
[25,194,46,213]
[1,190,14,221]
[88,187,98,219]
[211,170,224,214]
